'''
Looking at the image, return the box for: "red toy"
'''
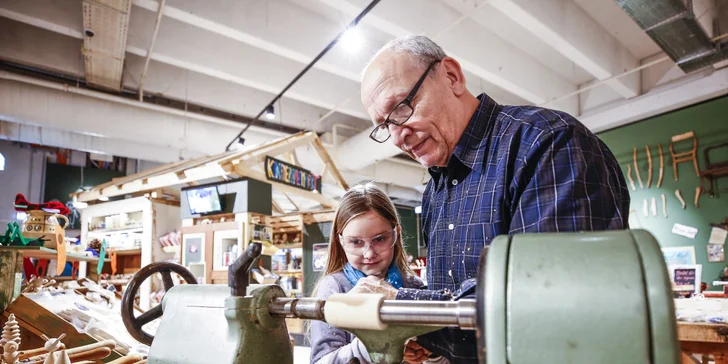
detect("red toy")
[14,194,70,216]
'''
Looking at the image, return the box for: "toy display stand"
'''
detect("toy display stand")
[80,197,180,311]
[0,248,109,313]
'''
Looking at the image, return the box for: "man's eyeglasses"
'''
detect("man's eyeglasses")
[369,59,442,143]
[338,228,398,257]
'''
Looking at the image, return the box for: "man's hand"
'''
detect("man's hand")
[348,276,398,300]
[403,340,431,363]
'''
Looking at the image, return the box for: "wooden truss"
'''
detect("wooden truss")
[70,132,349,211]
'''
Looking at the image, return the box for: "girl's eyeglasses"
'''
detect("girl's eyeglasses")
[338,228,398,256]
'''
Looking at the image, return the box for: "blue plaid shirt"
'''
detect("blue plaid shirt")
[396,93,630,363]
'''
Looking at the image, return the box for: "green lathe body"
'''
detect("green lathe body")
[123,229,679,364]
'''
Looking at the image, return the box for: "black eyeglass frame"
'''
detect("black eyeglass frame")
[369,59,442,143]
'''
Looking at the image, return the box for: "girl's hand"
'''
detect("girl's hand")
[349,276,398,300]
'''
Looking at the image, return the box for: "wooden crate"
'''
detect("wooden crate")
[3,295,123,362]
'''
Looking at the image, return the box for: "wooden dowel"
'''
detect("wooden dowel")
[19,344,67,360]
[68,347,111,362]
[108,355,145,364]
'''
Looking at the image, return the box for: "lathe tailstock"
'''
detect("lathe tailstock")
[121,229,680,364]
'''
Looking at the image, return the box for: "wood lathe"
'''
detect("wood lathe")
[120,230,681,364]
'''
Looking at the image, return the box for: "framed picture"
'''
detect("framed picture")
[707,244,726,263]
[662,246,696,266]
[668,264,702,295]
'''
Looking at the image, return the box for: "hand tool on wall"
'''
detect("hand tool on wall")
[645,145,653,188]
[627,164,636,191]
[651,197,657,217]
[675,189,686,209]
[661,194,668,218]
[695,186,701,208]
[669,131,699,181]
[634,147,644,189]
[657,144,665,188]
[643,199,649,217]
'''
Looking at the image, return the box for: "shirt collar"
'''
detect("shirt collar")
[428,93,501,181]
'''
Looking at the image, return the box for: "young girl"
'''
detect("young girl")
[309,182,425,364]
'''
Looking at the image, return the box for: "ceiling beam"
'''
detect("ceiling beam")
[131,0,364,82]
[487,0,640,99]
[581,67,728,133]
[315,0,577,113]
[0,0,371,121]
[0,12,365,132]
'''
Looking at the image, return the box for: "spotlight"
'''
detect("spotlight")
[341,27,363,52]
[265,105,275,119]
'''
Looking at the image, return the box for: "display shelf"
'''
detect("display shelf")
[114,248,141,256]
[88,227,143,235]
[274,243,303,249]
[0,246,110,262]
[274,269,302,275]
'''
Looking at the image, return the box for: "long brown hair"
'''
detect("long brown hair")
[305,182,414,340]
[313,182,414,295]
[327,181,412,277]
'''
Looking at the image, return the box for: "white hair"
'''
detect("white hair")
[361,34,447,81]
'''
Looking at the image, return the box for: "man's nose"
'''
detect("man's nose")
[389,123,411,150]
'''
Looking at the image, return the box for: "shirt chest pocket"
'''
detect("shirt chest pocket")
[456,183,498,225]
[449,222,497,282]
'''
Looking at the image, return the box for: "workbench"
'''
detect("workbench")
[680,322,728,363]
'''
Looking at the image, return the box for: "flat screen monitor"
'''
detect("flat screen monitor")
[186,186,223,215]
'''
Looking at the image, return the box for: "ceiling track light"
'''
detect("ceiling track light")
[265,105,275,119]
[224,0,381,151]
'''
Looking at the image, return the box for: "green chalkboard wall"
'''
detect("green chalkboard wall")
[43,163,126,229]
[397,206,421,260]
[598,95,728,290]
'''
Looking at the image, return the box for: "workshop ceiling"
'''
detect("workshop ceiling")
[0,0,726,186]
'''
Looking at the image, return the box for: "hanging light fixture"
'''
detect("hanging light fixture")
[264,105,275,119]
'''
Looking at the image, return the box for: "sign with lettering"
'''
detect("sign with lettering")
[668,264,702,294]
[265,156,322,193]
[674,268,696,287]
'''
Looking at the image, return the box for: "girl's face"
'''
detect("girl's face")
[339,210,396,277]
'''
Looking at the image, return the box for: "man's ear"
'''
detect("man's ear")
[441,56,467,96]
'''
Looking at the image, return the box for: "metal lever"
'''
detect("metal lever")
[228,242,262,296]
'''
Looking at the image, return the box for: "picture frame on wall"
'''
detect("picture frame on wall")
[707,244,726,263]
[661,246,696,266]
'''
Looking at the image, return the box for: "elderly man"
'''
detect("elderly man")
[352,35,630,363]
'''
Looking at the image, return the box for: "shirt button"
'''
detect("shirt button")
[448,224,454,230]
[452,179,458,186]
